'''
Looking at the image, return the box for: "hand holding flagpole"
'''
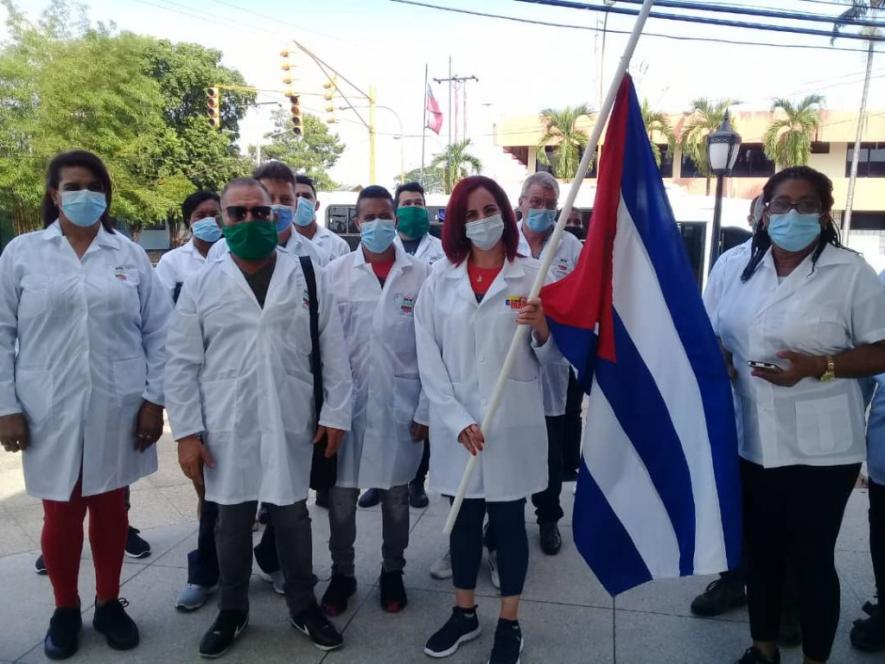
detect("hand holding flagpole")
[442,0,657,536]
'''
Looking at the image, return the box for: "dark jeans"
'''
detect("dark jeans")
[531,416,565,525]
[562,369,584,473]
[742,459,859,662]
[188,500,220,587]
[451,498,528,597]
[870,480,885,600]
[412,438,430,486]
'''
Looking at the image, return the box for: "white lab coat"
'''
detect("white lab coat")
[325,245,431,489]
[0,222,171,500]
[516,222,582,416]
[705,242,885,468]
[154,239,212,301]
[415,256,560,501]
[208,228,330,267]
[164,250,352,505]
[395,233,445,266]
[310,225,352,261]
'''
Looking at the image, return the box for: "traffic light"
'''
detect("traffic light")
[323,77,337,125]
[289,95,303,136]
[206,86,220,129]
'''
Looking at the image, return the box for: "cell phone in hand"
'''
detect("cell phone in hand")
[747,360,781,371]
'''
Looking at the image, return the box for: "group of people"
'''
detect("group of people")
[3,149,885,664]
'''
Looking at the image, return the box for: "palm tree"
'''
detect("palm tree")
[680,98,737,195]
[430,139,482,194]
[641,99,676,168]
[536,104,593,179]
[832,0,883,235]
[762,95,825,168]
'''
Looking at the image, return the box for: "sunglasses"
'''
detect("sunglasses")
[767,199,822,215]
[225,205,273,222]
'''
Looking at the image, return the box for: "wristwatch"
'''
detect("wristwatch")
[819,356,836,382]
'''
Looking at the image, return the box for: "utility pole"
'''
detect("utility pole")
[368,85,377,183]
[433,65,478,146]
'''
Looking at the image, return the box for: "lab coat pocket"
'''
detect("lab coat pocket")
[498,378,544,428]
[281,371,314,435]
[17,276,49,321]
[201,378,237,433]
[393,376,421,424]
[795,393,854,456]
[15,368,52,424]
[113,357,147,407]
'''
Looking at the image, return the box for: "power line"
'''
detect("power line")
[512,0,885,42]
[391,0,877,53]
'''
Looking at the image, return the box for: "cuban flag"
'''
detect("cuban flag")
[540,75,742,596]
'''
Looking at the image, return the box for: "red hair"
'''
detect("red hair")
[442,176,520,265]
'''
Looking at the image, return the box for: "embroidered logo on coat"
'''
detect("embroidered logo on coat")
[113,266,129,281]
[395,293,416,315]
[504,296,528,310]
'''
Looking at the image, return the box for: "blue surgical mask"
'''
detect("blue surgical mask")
[525,208,556,233]
[465,214,505,251]
[294,196,316,227]
[272,204,294,232]
[767,210,822,252]
[191,217,222,243]
[360,218,396,254]
[61,190,106,228]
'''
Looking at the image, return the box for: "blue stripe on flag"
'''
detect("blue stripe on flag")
[574,457,652,596]
[595,311,696,576]
[617,85,743,570]
[547,318,596,392]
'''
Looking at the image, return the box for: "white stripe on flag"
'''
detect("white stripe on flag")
[583,385,681,578]
[612,198,728,573]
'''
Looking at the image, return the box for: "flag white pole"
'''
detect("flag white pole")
[442,0,657,536]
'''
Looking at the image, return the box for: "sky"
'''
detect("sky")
[8,0,884,190]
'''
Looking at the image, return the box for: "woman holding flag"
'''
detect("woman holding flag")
[415,175,559,664]
[705,166,885,664]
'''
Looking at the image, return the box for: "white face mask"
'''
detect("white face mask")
[465,214,505,251]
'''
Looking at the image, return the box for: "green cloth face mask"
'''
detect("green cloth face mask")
[223,220,278,261]
[396,206,430,240]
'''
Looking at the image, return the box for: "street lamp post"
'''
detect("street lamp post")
[706,111,742,272]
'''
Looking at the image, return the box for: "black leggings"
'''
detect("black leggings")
[741,459,859,662]
[450,498,528,598]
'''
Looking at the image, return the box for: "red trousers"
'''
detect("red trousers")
[41,479,128,608]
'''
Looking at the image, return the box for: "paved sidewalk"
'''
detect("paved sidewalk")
[0,433,881,663]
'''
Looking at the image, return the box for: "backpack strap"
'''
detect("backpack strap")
[299,256,323,420]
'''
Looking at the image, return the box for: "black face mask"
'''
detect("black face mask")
[564,226,585,240]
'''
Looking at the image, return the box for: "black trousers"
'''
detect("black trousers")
[531,416,565,525]
[562,369,584,473]
[741,459,859,662]
[412,438,430,486]
[870,480,885,600]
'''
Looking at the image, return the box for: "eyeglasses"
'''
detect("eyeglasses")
[225,205,273,222]
[767,199,823,215]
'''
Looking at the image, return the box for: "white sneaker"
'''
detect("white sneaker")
[258,569,286,595]
[430,550,453,580]
[488,550,500,590]
[175,583,218,611]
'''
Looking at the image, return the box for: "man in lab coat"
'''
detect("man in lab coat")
[319,185,431,617]
[165,177,352,658]
[291,174,352,260]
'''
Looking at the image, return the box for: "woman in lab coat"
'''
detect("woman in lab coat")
[0,150,171,659]
[416,176,558,664]
[704,167,885,664]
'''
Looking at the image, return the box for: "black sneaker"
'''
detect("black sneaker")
[124,527,151,559]
[358,488,381,508]
[539,523,562,555]
[409,481,430,509]
[488,618,523,664]
[851,602,885,651]
[199,610,248,659]
[380,570,407,613]
[35,553,48,575]
[290,601,343,651]
[44,607,82,660]
[315,489,330,509]
[320,574,357,616]
[691,578,747,617]
[93,598,139,650]
[424,606,482,658]
[736,646,780,663]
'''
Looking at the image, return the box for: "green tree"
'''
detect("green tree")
[536,104,593,179]
[763,95,825,168]
[430,139,482,194]
[641,99,676,168]
[395,166,446,194]
[679,98,737,194]
[248,110,345,191]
